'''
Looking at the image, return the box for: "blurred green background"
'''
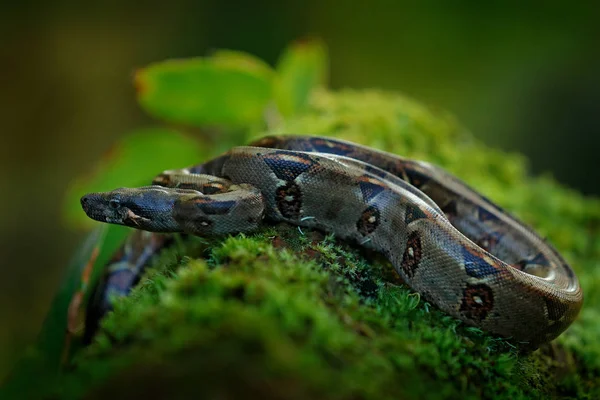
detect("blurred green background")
[2,1,599,379]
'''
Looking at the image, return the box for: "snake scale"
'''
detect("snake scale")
[81,135,583,346]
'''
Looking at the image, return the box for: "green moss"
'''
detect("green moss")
[56,89,600,399]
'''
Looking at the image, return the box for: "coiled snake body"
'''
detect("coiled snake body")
[81,135,582,346]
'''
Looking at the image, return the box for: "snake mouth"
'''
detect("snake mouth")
[120,209,152,227]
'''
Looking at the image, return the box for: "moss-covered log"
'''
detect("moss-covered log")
[55,90,600,399]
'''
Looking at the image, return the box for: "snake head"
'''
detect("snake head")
[81,186,188,232]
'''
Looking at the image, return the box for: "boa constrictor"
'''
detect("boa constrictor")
[81,135,583,346]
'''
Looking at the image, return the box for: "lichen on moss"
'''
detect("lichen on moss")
[55,89,600,399]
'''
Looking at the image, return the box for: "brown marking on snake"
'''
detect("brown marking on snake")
[152,174,228,193]
[276,182,303,219]
[250,136,279,148]
[357,206,380,236]
[460,283,494,321]
[152,174,171,186]
[401,231,422,278]
[202,182,228,195]
[190,197,212,204]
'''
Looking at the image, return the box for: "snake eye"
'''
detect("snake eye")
[109,199,120,209]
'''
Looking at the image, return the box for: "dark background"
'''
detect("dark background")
[2,1,599,378]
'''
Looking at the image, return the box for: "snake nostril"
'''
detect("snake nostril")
[81,195,89,210]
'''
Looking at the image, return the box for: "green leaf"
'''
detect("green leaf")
[63,128,204,228]
[274,39,328,117]
[135,51,274,126]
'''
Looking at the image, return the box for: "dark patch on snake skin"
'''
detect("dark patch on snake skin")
[477,206,501,223]
[461,247,501,278]
[460,283,494,321]
[196,199,237,215]
[262,151,316,181]
[275,182,303,219]
[358,176,387,202]
[357,206,380,236]
[401,231,422,278]
[405,204,429,224]
[545,297,568,322]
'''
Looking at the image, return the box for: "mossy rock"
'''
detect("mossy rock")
[55,89,600,399]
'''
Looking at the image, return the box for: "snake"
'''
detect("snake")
[81,135,583,347]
